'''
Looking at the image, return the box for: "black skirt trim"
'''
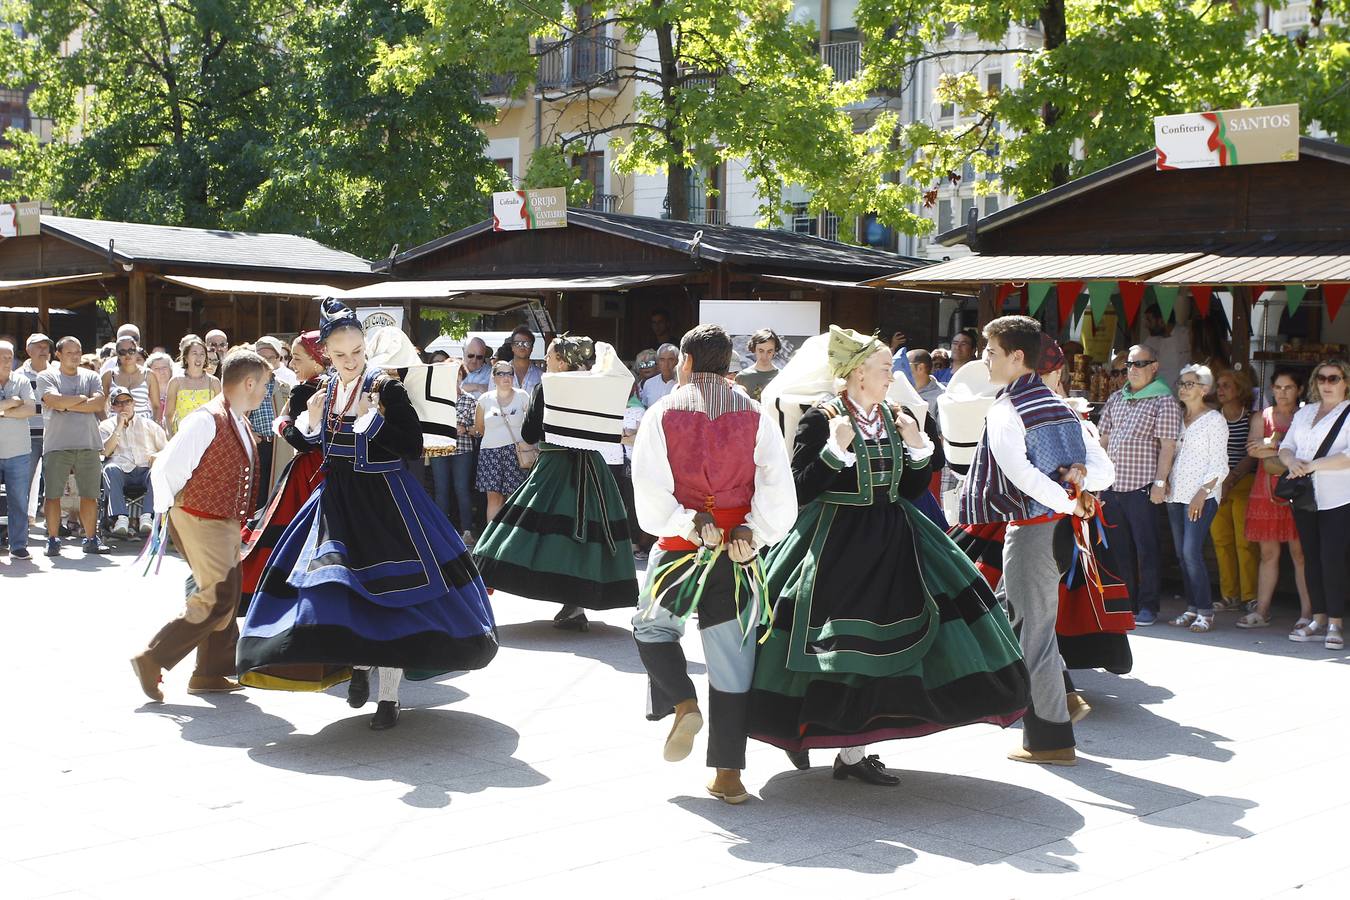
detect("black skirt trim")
[237,625,498,674]
[494,501,633,544]
[472,557,639,610]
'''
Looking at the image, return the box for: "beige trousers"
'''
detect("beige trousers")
[144,508,242,678]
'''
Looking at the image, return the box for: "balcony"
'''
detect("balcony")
[684,207,727,226]
[536,35,620,98]
[587,193,622,213]
[820,41,861,83]
[479,73,524,109]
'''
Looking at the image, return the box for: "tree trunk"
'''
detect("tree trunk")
[652,5,688,221]
[1039,0,1070,187]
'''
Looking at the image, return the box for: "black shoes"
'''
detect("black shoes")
[82,537,111,554]
[552,605,590,632]
[832,754,901,786]
[786,749,811,770]
[45,536,60,557]
[370,700,399,730]
[347,669,370,708]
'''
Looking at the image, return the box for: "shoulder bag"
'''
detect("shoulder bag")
[501,399,539,471]
[1273,404,1350,512]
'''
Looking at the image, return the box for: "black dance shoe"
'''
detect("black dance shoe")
[552,606,590,632]
[832,754,901,786]
[786,749,811,770]
[370,700,400,730]
[347,669,370,708]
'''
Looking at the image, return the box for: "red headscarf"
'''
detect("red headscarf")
[297,330,329,369]
[1037,333,1065,376]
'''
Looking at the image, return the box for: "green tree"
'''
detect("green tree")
[520,142,594,206]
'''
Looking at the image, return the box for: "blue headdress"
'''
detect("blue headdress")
[318,297,361,342]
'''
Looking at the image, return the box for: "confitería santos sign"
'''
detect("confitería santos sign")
[492,187,569,231]
[1154,104,1299,170]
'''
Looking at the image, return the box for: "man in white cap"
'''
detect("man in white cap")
[204,329,228,376]
[100,385,166,537]
[254,335,297,387]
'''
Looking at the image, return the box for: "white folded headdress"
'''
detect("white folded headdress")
[363,326,458,450]
[936,361,998,472]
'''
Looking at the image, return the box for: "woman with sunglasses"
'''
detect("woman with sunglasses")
[163,335,221,436]
[474,335,638,631]
[101,335,159,420]
[475,361,531,522]
[1278,359,1350,651]
[1165,365,1229,633]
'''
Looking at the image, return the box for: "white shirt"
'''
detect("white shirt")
[1167,409,1229,503]
[149,403,253,514]
[100,415,167,471]
[985,392,1116,516]
[477,389,529,450]
[1285,400,1350,510]
[640,373,676,408]
[630,401,797,550]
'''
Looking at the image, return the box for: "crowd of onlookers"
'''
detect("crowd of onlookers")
[2,309,1345,653]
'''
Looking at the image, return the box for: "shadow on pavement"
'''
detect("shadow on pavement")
[496,620,703,677]
[1071,672,1235,764]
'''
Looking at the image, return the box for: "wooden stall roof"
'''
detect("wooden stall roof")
[0,272,113,291]
[1145,241,1350,285]
[154,274,344,297]
[865,252,1204,291]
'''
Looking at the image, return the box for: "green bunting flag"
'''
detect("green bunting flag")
[1027,282,1053,316]
[1152,284,1179,322]
[1087,281,1115,323]
[1284,284,1307,316]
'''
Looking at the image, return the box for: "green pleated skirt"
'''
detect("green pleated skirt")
[748,494,1030,750]
[472,444,639,610]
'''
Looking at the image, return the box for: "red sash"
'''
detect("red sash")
[658,505,751,553]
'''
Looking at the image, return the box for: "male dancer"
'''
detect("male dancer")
[131,350,271,701]
[630,324,797,804]
[959,316,1113,765]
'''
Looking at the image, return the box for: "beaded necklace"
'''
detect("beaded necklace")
[327,375,363,436]
[843,392,887,441]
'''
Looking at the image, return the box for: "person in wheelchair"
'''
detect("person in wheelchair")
[100,386,166,537]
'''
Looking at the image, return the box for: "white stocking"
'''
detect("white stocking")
[376,667,402,703]
[838,745,867,766]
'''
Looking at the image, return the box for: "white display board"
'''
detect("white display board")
[699,299,821,369]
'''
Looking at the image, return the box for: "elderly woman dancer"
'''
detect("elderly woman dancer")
[1166,364,1230,634]
[749,326,1029,784]
[238,300,498,729]
[473,335,638,630]
[1279,358,1350,651]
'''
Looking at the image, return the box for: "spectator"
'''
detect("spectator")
[936,328,979,384]
[99,386,166,537]
[164,335,221,436]
[145,352,175,424]
[1242,369,1313,631]
[735,329,782,401]
[1209,367,1259,612]
[622,363,653,560]
[99,324,141,377]
[80,353,100,372]
[1145,304,1192,387]
[474,360,530,522]
[432,361,478,542]
[19,334,52,520]
[37,336,109,555]
[505,325,542,393]
[632,348,657,389]
[0,339,37,558]
[244,347,282,500]
[429,350,450,363]
[203,329,229,377]
[1166,365,1228,633]
[1107,353,1128,395]
[889,329,913,382]
[460,336,492,395]
[649,307,675,348]
[640,343,679,407]
[1279,359,1350,651]
[101,334,159,419]
[255,336,298,388]
[930,346,951,379]
[907,348,946,422]
[1098,344,1183,626]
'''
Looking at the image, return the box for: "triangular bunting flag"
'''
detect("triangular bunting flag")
[1251,285,1268,303]
[1153,285,1179,322]
[1118,281,1146,326]
[1087,281,1115,324]
[1056,281,1085,324]
[1027,282,1053,316]
[1191,285,1213,317]
[1284,284,1307,316]
[996,282,1015,307]
[1325,284,1349,321]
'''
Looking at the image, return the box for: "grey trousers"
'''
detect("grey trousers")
[998,520,1074,751]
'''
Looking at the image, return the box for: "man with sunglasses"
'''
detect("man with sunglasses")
[1098,344,1183,626]
[459,337,491,395]
[505,326,542,394]
[204,329,229,377]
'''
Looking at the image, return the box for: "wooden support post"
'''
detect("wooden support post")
[1231,286,1251,373]
[128,269,147,330]
[977,284,999,328]
[37,286,49,333]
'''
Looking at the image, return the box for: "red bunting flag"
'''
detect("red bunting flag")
[1117,281,1146,326]
[1190,285,1213,317]
[1056,281,1084,324]
[1325,284,1350,321]
[997,282,1015,307]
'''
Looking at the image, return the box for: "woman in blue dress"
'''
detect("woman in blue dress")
[237,299,497,730]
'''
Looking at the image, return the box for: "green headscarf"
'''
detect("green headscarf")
[827,324,887,379]
[551,333,596,371]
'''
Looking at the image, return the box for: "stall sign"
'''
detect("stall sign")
[356,306,403,331]
[492,187,568,231]
[0,201,41,238]
[1155,104,1298,170]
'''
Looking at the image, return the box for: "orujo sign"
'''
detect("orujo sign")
[492,187,568,231]
[1155,104,1299,170]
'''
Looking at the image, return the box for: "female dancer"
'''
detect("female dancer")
[238,332,330,615]
[238,300,497,729]
[750,327,1028,784]
[473,335,637,631]
[164,335,220,435]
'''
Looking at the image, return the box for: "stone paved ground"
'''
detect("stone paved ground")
[2,542,1347,899]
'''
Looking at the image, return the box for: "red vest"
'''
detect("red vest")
[177,395,258,522]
